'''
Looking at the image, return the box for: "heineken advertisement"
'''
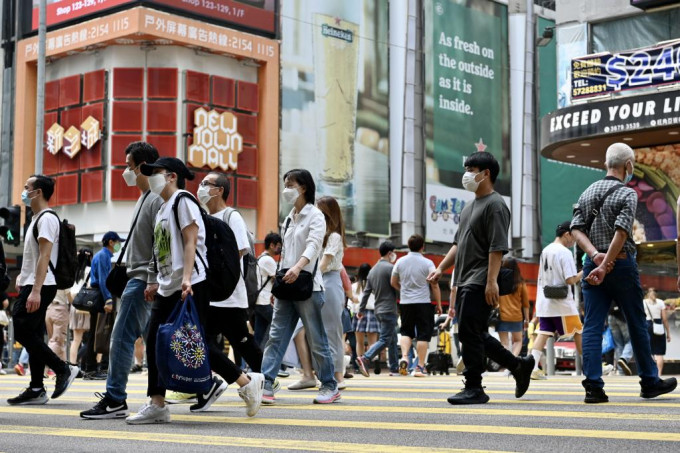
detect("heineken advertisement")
[425,0,510,242]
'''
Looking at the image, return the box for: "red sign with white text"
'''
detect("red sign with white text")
[32,0,277,36]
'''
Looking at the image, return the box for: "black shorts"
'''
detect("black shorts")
[400,303,434,342]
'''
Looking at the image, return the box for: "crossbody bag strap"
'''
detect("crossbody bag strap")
[276,217,292,273]
[580,183,624,233]
[256,254,272,291]
[172,192,207,274]
[644,300,655,321]
[116,191,151,266]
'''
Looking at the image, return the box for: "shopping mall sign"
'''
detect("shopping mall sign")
[46,116,101,159]
[571,40,680,100]
[187,108,243,171]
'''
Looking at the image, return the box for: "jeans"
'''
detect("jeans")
[321,271,345,373]
[363,312,399,372]
[608,314,633,372]
[456,285,520,388]
[12,285,67,389]
[582,254,659,389]
[105,278,151,402]
[253,304,273,349]
[262,291,336,391]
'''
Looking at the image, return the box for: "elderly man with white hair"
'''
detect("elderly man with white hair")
[570,142,677,404]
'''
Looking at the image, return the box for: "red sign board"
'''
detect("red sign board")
[32,0,277,36]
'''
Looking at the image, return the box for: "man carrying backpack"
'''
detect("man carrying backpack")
[197,172,264,373]
[8,175,79,405]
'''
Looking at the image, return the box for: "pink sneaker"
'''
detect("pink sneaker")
[14,364,25,376]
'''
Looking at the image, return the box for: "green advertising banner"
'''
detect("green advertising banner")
[425,0,510,242]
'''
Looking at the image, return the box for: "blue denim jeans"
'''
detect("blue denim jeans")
[582,254,659,389]
[363,312,399,372]
[253,304,273,349]
[262,291,337,391]
[608,314,633,371]
[105,278,151,402]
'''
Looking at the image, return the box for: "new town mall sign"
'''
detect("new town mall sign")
[46,115,101,159]
[187,108,243,171]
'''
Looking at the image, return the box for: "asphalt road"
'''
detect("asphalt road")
[1,370,679,452]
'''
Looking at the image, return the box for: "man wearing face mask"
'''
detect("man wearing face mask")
[355,241,400,377]
[428,151,534,404]
[570,142,676,403]
[82,141,164,419]
[8,175,79,405]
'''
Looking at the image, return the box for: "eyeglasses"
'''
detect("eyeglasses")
[199,181,218,187]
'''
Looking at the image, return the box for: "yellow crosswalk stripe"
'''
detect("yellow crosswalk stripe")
[0,424,483,453]
[1,406,679,442]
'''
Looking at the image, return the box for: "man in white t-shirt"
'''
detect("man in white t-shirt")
[8,175,79,406]
[253,232,281,349]
[530,221,583,380]
[391,234,441,377]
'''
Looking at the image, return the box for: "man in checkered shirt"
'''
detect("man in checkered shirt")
[570,143,676,404]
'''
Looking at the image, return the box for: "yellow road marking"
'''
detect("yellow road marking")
[2,407,679,442]
[0,425,480,452]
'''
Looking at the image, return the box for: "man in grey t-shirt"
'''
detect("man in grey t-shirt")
[428,151,533,405]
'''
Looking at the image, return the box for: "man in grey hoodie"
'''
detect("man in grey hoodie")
[81,142,164,419]
[355,241,400,376]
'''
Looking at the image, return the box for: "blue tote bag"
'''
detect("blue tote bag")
[156,295,212,394]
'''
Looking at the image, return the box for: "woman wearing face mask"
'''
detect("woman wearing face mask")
[260,169,340,405]
[126,157,212,425]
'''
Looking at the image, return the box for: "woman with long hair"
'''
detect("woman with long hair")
[643,288,671,376]
[352,263,380,367]
[497,257,530,357]
[316,196,349,388]
[68,248,93,365]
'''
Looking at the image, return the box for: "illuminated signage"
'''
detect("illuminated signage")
[31,0,277,36]
[187,108,243,171]
[46,115,101,159]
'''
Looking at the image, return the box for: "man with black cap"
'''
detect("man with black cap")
[355,241,399,376]
[530,221,583,380]
[82,230,125,379]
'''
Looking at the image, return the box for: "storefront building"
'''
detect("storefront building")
[10,1,280,244]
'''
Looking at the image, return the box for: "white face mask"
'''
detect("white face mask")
[282,187,300,204]
[197,185,215,205]
[122,167,138,187]
[148,173,168,195]
[389,252,397,264]
[462,171,485,192]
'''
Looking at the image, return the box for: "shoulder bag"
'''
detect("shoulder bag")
[72,271,105,313]
[271,218,318,301]
[644,300,665,336]
[106,191,151,298]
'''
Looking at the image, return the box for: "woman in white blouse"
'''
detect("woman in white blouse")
[317,196,348,388]
[643,288,671,375]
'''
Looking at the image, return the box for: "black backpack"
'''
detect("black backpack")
[172,192,240,301]
[32,210,77,290]
[225,208,259,308]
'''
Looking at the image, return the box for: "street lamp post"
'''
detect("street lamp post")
[35,0,47,174]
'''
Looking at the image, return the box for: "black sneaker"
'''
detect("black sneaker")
[374,360,381,375]
[640,377,677,399]
[52,364,80,399]
[511,355,534,398]
[130,364,143,374]
[190,376,228,413]
[7,387,49,405]
[83,370,108,381]
[583,382,609,403]
[81,393,129,419]
[617,358,632,376]
[447,387,490,405]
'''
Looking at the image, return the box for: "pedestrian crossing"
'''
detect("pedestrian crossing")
[0,372,679,452]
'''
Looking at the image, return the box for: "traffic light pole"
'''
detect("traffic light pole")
[34,0,46,174]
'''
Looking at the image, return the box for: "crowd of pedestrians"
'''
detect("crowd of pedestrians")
[0,142,678,421]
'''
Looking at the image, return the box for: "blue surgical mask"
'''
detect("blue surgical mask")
[623,161,634,184]
[21,189,35,206]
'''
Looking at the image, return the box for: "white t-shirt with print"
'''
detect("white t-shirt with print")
[256,253,277,306]
[322,232,344,272]
[210,208,250,308]
[153,191,208,297]
[536,242,579,317]
[19,209,60,287]
[643,298,665,320]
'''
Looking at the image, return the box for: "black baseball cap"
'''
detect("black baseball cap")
[556,221,572,237]
[379,241,396,257]
[140,157,195,181]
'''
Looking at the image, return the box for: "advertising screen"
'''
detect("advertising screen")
[31,0,277,36]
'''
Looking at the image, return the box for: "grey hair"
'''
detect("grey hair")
[605,143,635,169]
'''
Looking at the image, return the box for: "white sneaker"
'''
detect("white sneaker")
[125,402,170,425]
[238,373,264,417]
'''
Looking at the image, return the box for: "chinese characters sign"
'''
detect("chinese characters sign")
[46,115,101,159]
[572,40,680,100]
[188,108,243,171]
